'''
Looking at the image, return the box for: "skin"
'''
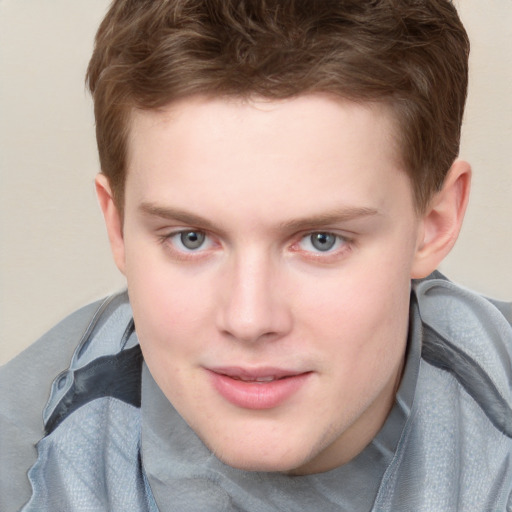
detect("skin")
[97,94,470,475]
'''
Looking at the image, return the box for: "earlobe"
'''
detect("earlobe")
[411,160,471,279]
[95,174,126,275]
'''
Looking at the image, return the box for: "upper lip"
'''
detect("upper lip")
[207,366,309,381]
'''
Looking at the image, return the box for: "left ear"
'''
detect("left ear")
[411,160,471,279]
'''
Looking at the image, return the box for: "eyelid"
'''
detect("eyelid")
[158,227,353,262]
[299,232,346,249]
[290,230,353,261]
[160,228,217,255]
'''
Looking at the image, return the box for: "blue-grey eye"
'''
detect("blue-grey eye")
[180,231,205,250]
[310,232,337,251]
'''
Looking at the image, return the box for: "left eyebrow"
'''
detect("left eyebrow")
[277,207,380,232]
[139,201,380,234]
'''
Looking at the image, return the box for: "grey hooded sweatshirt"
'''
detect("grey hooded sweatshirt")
[1,274,511,511]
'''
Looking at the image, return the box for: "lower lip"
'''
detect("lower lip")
[208,371,311,410]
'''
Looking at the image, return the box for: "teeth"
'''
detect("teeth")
[234,375,277,382]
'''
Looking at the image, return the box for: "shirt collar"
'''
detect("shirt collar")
[140,296,422,511]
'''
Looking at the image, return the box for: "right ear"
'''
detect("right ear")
[95,173,126,275]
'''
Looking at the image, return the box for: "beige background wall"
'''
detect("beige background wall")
[1,0,511,365]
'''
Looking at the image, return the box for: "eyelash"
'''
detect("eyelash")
[290,232,353,263]
[157,230,217,261]
[158,229,353,262]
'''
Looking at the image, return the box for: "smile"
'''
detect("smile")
[207,367,312,410]
[230,375,282,382]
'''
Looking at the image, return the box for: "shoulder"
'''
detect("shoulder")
[0,291,134,512]
[0,292,133,429]
[413,273,512,434]
[375,276,512,510]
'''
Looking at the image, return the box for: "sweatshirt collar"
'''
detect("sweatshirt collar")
[141,297,422,511]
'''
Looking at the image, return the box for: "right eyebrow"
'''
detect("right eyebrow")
[139,202,219,231]
[139,201,380,234]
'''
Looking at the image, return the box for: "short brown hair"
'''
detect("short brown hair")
[86,0,469,212]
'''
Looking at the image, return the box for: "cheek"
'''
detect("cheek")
[295,254,411,384]
[299,264,409,332]
[128,267,210,404]
[123,240,215,380]
[130,274,211,349]
[124,236,209,326]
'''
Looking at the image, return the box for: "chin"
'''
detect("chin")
[211,441,313,474]
[217,453,300,473]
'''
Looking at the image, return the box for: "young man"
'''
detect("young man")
[1,0,511,510]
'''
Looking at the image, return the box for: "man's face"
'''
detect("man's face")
[119,95,423,474]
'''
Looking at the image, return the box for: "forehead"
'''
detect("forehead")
[128,94,401,160]
[125,94,411,221]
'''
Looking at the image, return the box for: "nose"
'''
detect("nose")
[216,251,292,343]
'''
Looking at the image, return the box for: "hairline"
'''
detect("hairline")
[114,91,422,219]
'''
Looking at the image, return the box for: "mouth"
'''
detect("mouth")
[206,367,312,410]
[229,375,286,383]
